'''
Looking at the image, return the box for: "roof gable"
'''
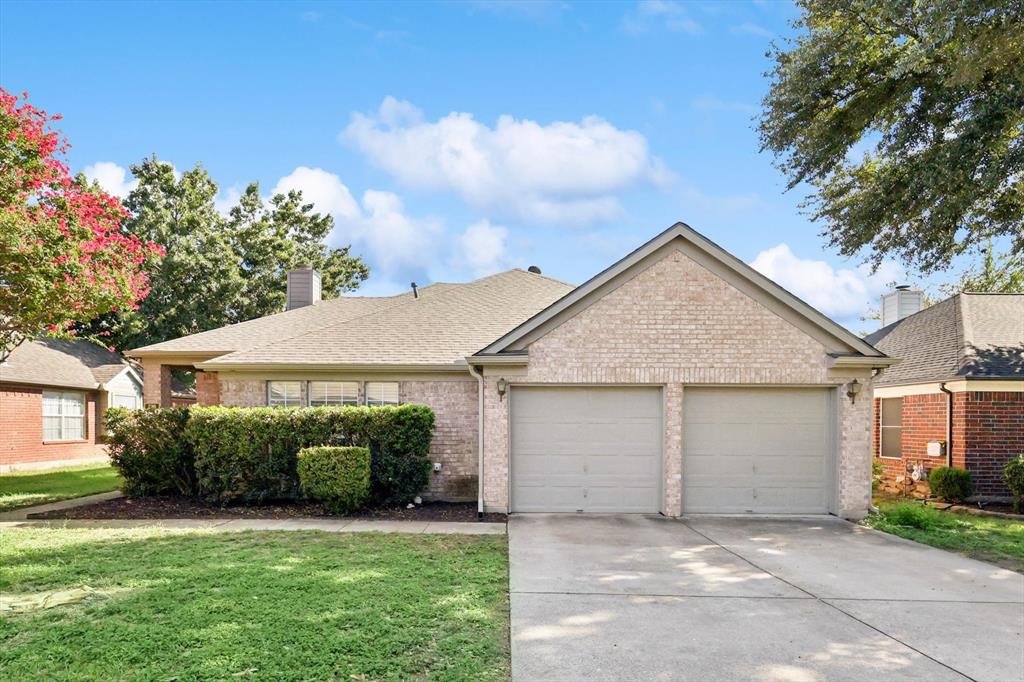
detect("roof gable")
[0,338,130,390]
[477,222,884,358]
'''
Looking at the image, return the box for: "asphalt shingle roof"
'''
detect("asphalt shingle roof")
[866,293,1024,385]
[1,339,132,390]
[136,269,574,368]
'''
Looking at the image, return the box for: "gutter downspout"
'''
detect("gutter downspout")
[468,363,485,519]
[939,382,953,467]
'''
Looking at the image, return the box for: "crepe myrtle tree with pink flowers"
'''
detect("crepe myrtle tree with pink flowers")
[0,88,163,359]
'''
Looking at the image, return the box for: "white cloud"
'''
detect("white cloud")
[750,243,904,322]
[730,21,773,38]
[272,166,361,221]
[342,97,671,225]
[83,162,137,199]
[454,220,509,276]
[267,167,441,283]
[214,185,243,216]
[623,1,702,35]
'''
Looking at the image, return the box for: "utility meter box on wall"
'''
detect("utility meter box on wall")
[927,441,946,457]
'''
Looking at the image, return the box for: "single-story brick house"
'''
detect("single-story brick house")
[0,338,144,471]
[865,290,1024,500]
[130,223,898,518]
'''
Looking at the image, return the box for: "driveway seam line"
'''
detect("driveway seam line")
[678,519,978,682]
[511,590,814,599]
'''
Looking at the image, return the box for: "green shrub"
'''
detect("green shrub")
[297,446,371,513]
[883,503,936,530]
[928,466,975,503]
[872,459,885,493]
[1002,455,1024,513]
[187,404,433,506]
[106,407,195,496]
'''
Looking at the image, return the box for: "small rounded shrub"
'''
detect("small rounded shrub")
[928,466,974,503]
[1002,455,1024,513]
[297,446,371,514]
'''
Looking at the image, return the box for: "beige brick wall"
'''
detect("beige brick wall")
[216,374,479,502]
[402,380,479,501]
[482,247,874,518]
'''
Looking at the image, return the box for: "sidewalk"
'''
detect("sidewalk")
[0,516,505,534]
[0,492,505,535]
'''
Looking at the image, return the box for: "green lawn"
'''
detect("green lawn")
[0,464,121,512]
[0,528,510,681]
[864,500,1024,573]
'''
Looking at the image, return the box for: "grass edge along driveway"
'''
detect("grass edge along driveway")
[0,527,510,681]
[0,464,121,512]
[864,500,1024,573]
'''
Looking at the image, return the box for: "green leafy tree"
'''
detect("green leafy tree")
[760,1,1024,274]
[227,183,368,322]
[938,243,1024,296]
[81,158,368,350]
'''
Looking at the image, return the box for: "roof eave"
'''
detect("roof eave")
[194,361,471,373]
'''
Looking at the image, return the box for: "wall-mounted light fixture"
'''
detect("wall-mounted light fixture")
[845,379,862,404]
[496,377,508,401]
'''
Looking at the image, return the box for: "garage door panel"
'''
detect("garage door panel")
[684,388,831,515]
[511,387,662,513]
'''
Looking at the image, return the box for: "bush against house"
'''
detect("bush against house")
[298,446,371,514]
[928,466,975,503]
[185,404,434,506]
[106,407,195,497]
[1003,456,1024,513]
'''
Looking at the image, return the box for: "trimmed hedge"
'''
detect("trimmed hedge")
[186,405,434,506]
[106,407,196,497]
[298,446,371,514]
[928,466,974,503]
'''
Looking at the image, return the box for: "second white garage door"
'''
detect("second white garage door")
[683,387,833,514]
[510,387,662,513]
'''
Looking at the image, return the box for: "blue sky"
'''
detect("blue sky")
[2,0,942,331]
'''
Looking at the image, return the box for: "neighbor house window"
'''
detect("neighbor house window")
[267,381,302,407]
[879,398,903,459]
[309,381,359,406]
[110,392,141,410]
[365,382,400,406]
[42,391,86,441]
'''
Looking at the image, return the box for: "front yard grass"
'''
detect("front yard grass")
[864,499,1024,573]
[0,528,509,681]
[0,464,121,512]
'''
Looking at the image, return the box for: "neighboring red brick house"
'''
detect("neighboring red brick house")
[0,338,144,471]
[866,292,1024,499]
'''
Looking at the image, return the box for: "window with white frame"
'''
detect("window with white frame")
[365,382,400,406]
[42,391,86,441]
[267,381,302,407]
[879,398,903,459]
[309,381,359,406]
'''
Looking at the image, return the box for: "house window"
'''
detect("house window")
[880,398,903,459]
[309,381,359,406]
[268,381,302,407]
[365,382,400,406]
[42,391,86,441]
[110,393,141,410]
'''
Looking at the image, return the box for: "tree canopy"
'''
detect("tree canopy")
[760,0,1024,273]
[0,89,162,358]
[82,157,368,351]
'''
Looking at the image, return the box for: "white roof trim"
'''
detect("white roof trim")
[477,222,887,358]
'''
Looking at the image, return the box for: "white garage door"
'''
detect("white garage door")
[511,387,662,513]
[683,387,833,514]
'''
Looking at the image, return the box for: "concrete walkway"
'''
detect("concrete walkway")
[0,491,123,521]
[1,516,505,534]
[510,514,1024,682]
[0,490,504,534]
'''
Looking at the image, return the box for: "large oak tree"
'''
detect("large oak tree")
[760,0,1023,273]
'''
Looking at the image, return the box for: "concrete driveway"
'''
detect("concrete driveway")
[509,515,1024,682]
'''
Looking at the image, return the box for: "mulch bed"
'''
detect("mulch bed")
[30,496,507,523]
